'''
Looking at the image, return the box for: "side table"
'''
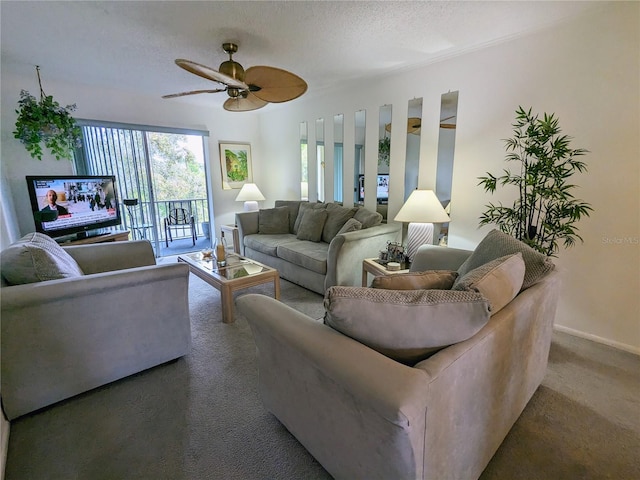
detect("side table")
[221,224,240,254]
[362,258,411,286]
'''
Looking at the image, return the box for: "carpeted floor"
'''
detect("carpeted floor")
[5,273,640,479]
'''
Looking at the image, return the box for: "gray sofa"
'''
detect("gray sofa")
[237,231,559,479]
[235,200,400,294]
[1,235,191,419]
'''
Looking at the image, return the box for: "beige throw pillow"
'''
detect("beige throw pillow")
[1,232,84,285]
[324,286,490,365]
[371,270,458,290]
[453,253,525,315]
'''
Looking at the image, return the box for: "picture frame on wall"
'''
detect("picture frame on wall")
[219,142,253,190]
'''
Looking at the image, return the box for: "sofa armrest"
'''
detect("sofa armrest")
[325,223,400,289]
[409,244,472,272]
[235,211,259,255]
[63,240,156,274]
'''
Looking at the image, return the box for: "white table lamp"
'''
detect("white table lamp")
[235,183,265,211]
[394,189,450,261]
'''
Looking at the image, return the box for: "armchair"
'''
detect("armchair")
[1,239,191,420]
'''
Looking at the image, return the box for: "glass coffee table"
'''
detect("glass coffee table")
[178,252,280,324]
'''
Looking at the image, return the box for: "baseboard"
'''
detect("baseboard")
[0,411,9,480]
[553,324,640,356]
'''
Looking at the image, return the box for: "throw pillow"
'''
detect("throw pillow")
[324,286,490,365]
[274,200,301,234]
[371,270,458,290]
[336,218,362,236]
[457,229,554,290]
[258,206,290,234]
[1,232,84,285]
[453,253,525,315]
[353,207,383,229]
[321,204,358,243]
[296,209,328,242]
[293,202,326,234]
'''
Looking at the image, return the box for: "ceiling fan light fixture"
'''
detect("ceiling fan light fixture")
[219,60,245,82]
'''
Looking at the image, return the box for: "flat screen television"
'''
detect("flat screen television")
[358,174,389,202]
[26,175,122,240]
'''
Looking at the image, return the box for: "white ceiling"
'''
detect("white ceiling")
[1,1,598,109]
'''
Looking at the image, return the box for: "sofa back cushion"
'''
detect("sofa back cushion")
[274,200,301,233]
[258,207,290,234]
[321,204,358,243]
[1,232,84,285]
[457,229,554,290]
[324,286,490,365]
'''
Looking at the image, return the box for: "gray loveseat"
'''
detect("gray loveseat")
[235,200,399,294]
[1,234,191,419]
[238,230,558,479]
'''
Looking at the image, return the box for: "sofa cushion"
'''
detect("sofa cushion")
[258,206,290,234]
[277,240,329,275]
[336,218,362,235]
[296,209,328,242]
[324,286,490,365]
[275,200,301,234]
[244,233,298,257]
[353,207,383,229]
[293,202,327,234]
[457,229,554,290]
[453,253,525,315]
[372,270,458,290]
[1,232,84,285]
[321,204,358,243]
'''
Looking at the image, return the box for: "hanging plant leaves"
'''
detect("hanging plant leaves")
[13,67,82,161]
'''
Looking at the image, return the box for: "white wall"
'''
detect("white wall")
[257,3,640,352]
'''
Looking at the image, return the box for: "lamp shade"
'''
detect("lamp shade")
[235,183,265,202]
[394,189,450,223]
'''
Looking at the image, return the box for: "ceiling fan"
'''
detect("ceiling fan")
[163,42,308,112]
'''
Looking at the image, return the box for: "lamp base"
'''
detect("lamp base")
[406,223,434,261]
[244,201,259,212]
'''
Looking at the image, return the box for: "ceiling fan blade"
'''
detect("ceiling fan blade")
[223,93,269,112]
[408,117,421,134]
[440,123,456,129]
[175,59,248,90]
[245,66,307,103]
[162,89,226,99]
[440,115,456,122]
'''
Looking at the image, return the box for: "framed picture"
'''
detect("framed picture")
[219,142,253,190]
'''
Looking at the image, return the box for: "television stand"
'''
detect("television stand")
[57,230,130,246]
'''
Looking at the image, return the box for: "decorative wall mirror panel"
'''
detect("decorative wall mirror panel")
[404,98,423,201]
[300,121,308,200]
[354,109,366,204]
[435,91,459,244]
[333,114,344,203]
[378,105,391,207]
[316,118,325,202]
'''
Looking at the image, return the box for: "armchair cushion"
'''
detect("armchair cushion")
[453,253,525,315]
[371,270,458,290]
[1,232,84,285]
[457,229,554,290]
[324,286,490,365]
[258,206,290,234]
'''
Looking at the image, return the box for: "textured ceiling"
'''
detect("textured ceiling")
[1,1,598,109]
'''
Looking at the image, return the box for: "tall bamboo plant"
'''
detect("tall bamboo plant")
[478,106,592,257]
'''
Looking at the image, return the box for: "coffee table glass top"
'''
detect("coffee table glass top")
[180,252,269,280]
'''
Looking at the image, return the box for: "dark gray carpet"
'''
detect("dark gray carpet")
[5,273,640,479]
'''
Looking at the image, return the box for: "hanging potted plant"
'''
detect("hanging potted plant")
[13,66,82,161]
[478,106,592,257]
[378,135,390,166]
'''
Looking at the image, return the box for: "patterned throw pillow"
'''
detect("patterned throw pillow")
[1,232,84,285]
[324,286,490,365]
[453,253,525,315]
[296,209,328,242]
[258,206,290,234]
[457,229,554,290]
[371,270,458,290]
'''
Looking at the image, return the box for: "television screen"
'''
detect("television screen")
[376,174,389,201]
[26,175,122,239]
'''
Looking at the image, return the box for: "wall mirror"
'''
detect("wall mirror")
[354,109,366,204]
[316,118,325,202]
[404,98,423,201]
[299,121,308,200]
[378,105,392,205]
[333,114,344,203]
[436,91,459,207]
